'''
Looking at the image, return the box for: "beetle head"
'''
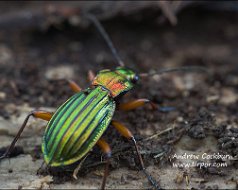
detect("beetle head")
[115,67,139,84]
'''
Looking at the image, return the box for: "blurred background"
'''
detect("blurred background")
[0,1,238,189]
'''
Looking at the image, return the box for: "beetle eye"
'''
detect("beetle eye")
[131,75,139,83]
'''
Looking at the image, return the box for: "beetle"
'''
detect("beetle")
[0,13,205,189]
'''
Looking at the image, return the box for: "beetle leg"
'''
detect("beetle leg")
[111,120,160,190]
[118,98,175,112]
[118,98,157,111]
[0,110,53,160]
[73,154,89,179]
[68,71,95,93]
[97,138,112,190]
[67,79,82,92]
[88,70,96,82]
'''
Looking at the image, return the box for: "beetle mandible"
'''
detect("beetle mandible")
[0,13,205,190]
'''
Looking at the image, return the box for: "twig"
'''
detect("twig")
[143,123,178,142]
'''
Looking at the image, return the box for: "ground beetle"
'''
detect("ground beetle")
[0,14,205,189]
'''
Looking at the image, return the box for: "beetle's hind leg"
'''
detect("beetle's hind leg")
[118,98,175,112]
[0,110,53,160]
[111,120,160,190]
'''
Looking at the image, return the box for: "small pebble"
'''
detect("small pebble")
[0,92,6,99]
[45,65,75,80]
[219,88,237,105]
[0,44,13,64]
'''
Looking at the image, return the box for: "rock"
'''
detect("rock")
[45,65,75,80]
[25,175,53,189]
[219,88,237,105]
[0,44,13,65]
[0,118,19,136]
[0,155,48,189]
[0,91,6,100]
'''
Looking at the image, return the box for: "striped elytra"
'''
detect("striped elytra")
[42,86,115,167]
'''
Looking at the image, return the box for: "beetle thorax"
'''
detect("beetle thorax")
[92,67,137,98]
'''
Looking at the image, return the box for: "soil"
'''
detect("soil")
[0,4,238,190]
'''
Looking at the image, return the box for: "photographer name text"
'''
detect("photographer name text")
[170,152,234,160]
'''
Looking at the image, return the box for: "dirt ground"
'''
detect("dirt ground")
[0,2,238,190]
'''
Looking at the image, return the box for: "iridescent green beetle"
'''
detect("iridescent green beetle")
[42,67,139,167]
[0,14,205,190]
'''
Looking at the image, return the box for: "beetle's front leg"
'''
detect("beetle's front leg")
[118,98,156,110]
[0,110,53,160]
[118,98,175,112]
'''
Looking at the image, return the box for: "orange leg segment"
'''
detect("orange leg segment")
[88,70,96,82]
[111,120,160,189]
[0,110,53,160]
[67,79,82,93]
[33,111,53,121]
[68,72,94,93]
[111,120,132,139]
[118,98,157,111]
[97,138,112,190]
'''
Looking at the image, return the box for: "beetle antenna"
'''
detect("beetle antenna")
[139,66,208,77]
[84,13,125,67]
